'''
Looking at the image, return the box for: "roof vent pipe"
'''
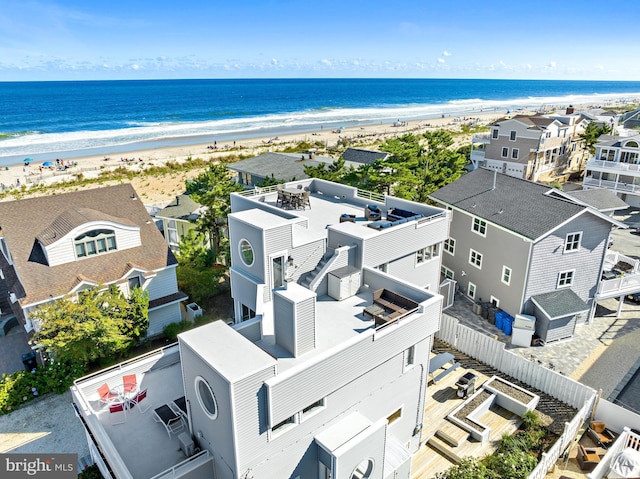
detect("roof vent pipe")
[492,170,497,190]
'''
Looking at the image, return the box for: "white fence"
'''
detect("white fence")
[436,314,599,479]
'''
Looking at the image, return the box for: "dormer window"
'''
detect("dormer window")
[75,229,117,258]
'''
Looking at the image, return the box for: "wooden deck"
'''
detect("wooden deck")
[411,363,522,479]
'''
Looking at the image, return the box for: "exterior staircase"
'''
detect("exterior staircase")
[299,256,330,290]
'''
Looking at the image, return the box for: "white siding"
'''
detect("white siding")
[147,303,181,337]
[45,223,141,267]
[145,267,179,300]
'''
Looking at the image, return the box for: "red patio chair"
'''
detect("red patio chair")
[122,374,137,394]
[98,383,118,403]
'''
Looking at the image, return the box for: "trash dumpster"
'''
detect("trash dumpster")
[22,351,37,371]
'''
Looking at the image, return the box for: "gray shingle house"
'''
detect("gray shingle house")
[430,169,624,342]
[341,148,388,166]
[227,152,335,187]
[155,194,206,252]
[0,184,186,337]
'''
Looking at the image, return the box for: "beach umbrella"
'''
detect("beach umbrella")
[42,161,54,167]
[24,157,33,163]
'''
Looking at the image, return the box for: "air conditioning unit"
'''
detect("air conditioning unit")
[178,432,195,457]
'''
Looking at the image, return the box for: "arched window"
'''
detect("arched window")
[624,140,639,148]
[351,458,374,479]
[75,229,117,258]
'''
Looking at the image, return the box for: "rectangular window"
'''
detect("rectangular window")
[490,296,500,307]
[416,244,439,264]
[558,270,574,287]
[242,304,256,321]
[502,266,512,285]
[444,238,456,255]
[492,128,499,139]
[441,265,454,280]
[128,276,141,290]
[301,399,325,420]
[472,217,487,236]
[272,256,284,288]
[468,282,476,299]
[387,407,402,425]
[565,232,582,252]
[404,346,415,369]
[469,249,482,269]
[272,415,296,434]
[501,147,509,157]
[510,130,517,141]
[97,238,107,253]
[76,243,86,258]
[167,220,179,246]
[512,148,519,159]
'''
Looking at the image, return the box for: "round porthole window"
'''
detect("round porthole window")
[195,376,218,420]
[239,239,254,267]
[350,458,374,479]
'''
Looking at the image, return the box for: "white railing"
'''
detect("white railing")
[605,251,640,273]
[588,158,640,173]
[598,272,640,299]
[583,177,640,194]
[589,428,640,479]
[149,450,211,479]
[472,133,491,143]
[356,188,386,203]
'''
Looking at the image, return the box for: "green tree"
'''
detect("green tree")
[580,121,614,154]
[176,230,226,305]
[417,130,467,202]
[186,161,245,260]
[31,287,149,364]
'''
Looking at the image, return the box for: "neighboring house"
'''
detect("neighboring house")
[70,178,450,479]
[341,147,388,167]
[430,169,625,341]
[227,152,335,187]
[564,188,628,217]
[621,107,640,130]
[583,134,640,207]
[155,194,206,253]
[0,184,186,337]
[470,111,589,182]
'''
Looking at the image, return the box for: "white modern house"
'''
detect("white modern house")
[71,179,450,479]
[583,133,640,207]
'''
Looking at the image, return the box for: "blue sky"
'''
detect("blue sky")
[1,0,638,81]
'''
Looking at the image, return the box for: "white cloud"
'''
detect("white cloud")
[442,50,451,57]
[548,61,557,69]
[271,58,278,65]
[320,59,332,66]
[437,58,445,64]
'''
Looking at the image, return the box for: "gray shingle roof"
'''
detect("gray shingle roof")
[429,169,587,240]
[227,152,334,181]
[531,289,589,319]
[341,148,387,165]
[155,194,203,221]
[0,184,176,306]
[565,188,628,212]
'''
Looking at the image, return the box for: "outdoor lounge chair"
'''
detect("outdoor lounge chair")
[588,421,616,448]
[154,404,185,438]
[171,396,188,418]
[576,444,600,471]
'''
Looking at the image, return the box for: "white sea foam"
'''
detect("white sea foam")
[1,91,638,159]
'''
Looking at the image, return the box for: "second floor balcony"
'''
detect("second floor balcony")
[586,158,640,174]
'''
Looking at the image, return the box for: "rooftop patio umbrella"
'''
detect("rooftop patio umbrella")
[24,157,33,163]
[42,161,55,167]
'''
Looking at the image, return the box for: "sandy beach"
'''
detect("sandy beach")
[0,98,632,206]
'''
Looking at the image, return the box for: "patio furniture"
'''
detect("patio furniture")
[428,352,455,374]
[109,401,127,425]
[122,374,137,394]
[369,288,419,326]
[154,404,185,438]
[367,220,392,230]
[340,213,356,223]
[301,190,311,209]
[387,207,418,222]
[98,383,119,404]
[588,421,616,448]
[128,388,150,413]
[576,444,601,471]
[171,396,188,418]
[365,204,382,221]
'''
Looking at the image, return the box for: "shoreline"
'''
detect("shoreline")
[0,110,506,199]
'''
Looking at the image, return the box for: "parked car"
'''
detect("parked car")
[626,292,640,303]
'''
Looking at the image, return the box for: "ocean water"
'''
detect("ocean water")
[1,78,640,165]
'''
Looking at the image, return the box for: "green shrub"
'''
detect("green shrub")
[162,321,193,340]
[78,464,103,479]
[0,358,86,415]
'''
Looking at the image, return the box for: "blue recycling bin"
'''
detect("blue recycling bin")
[494,311,504,331]
[502,314,514,335]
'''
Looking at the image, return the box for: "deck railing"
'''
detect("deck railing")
[588,428,640,479]
[587,158,640,173]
